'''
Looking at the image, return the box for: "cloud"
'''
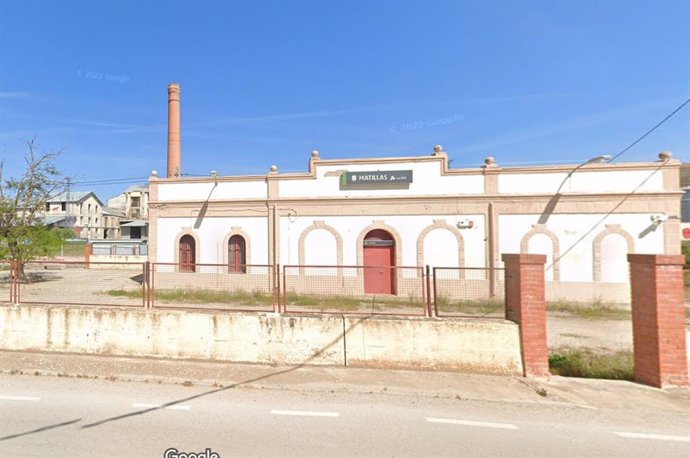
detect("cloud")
[199,104,396,127]
[0,127,77,140]
[0,91,31,99]
[457,98,683,154]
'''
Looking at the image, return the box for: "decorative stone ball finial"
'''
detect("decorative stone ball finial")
[270,165,278,173]
[150,170,158,177]
[484,156,496,166]
[658,151,672,161]
[433,144,444,153]
[311,150,320,158]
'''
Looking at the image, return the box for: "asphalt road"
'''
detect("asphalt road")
[0,374,688,457]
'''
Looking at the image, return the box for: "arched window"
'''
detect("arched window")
[228,234,247,273]
[179,235,196,272]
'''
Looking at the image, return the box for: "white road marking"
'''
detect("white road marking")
[614,432,690,443]
[271,409,340,417]
[426,417,518,430]
[0,395,41,402]
[132,402,191,411]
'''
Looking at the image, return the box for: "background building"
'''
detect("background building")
[44,191,118,239]
[107,184,149,240]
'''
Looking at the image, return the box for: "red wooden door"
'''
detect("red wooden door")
[228,235,246,273]
[179,235,195,272]
[363,230,395,294]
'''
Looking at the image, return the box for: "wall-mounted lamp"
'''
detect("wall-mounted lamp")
[456,219,475,229]
[555,154,613,195]
[585,154,612,164]
[650,214,668,225]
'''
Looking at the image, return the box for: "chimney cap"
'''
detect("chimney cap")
[168,82,180,92]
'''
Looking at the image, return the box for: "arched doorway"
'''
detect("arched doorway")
[179,235,196,272]
[228,234,247,273]
[363,229,395,294]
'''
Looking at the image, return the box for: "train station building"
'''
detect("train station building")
[147,84,682,303]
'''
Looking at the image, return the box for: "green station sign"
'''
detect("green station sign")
[341,170,413,186]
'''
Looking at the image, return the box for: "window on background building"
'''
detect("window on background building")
[45,203,50,211]
[228,235,247,273]
[61,202,66,211]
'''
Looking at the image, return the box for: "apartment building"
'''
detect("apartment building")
[107,184,149,240]
[45,191,120,239]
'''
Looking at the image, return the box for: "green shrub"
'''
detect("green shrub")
[682,241,690,270]
[549,348,633,380]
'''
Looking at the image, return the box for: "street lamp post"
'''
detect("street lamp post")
[554,155,612,195]
[539,155,612,225]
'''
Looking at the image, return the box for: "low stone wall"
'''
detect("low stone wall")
[344,316,521,372]
[0,304,523,374]
[88,255,148,266]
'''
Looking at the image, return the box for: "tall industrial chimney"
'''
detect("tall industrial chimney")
[167,83,181,177]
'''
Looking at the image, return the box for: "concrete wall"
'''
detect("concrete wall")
[280,161,485,198]
[89,255,148,265]
[157,216,269,265]
[0,304,523,374]
[498,169,664,194]
[158,180,267,201]
[280,215,486,267]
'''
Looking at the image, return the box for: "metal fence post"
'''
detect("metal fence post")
[143,261,151,309]
[9,261,17,304]
[149,262,155,309]
[432,267,439,317]
[282,267,287,314]
[425,265,432,317]
[273,264,281,314]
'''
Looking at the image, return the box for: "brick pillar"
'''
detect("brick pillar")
[502,254,549,377]
[628,254,688,388]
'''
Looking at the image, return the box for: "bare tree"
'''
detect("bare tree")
[0,138,70,277]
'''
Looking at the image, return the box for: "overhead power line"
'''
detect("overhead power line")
[70,176,149,186]
[610,97,690,162]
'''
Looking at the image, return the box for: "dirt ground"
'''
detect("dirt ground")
[547,314,634,352]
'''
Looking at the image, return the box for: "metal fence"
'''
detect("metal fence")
[150,263,277,312]
[0,261,511,319]
[0,261,11,304]
[432,267,505,318]
[16,261,146,307]
[282,265,428,316]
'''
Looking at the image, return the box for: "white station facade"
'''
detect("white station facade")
[147,84,681,302]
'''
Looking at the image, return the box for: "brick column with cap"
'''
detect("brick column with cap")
[628,254,688,388]
[502,253,549,377]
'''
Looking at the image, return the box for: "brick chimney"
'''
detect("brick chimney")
[167,83,181,177]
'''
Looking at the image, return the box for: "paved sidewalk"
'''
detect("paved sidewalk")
[1,350,688,412]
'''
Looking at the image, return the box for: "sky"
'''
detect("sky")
[0,0,688,202]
